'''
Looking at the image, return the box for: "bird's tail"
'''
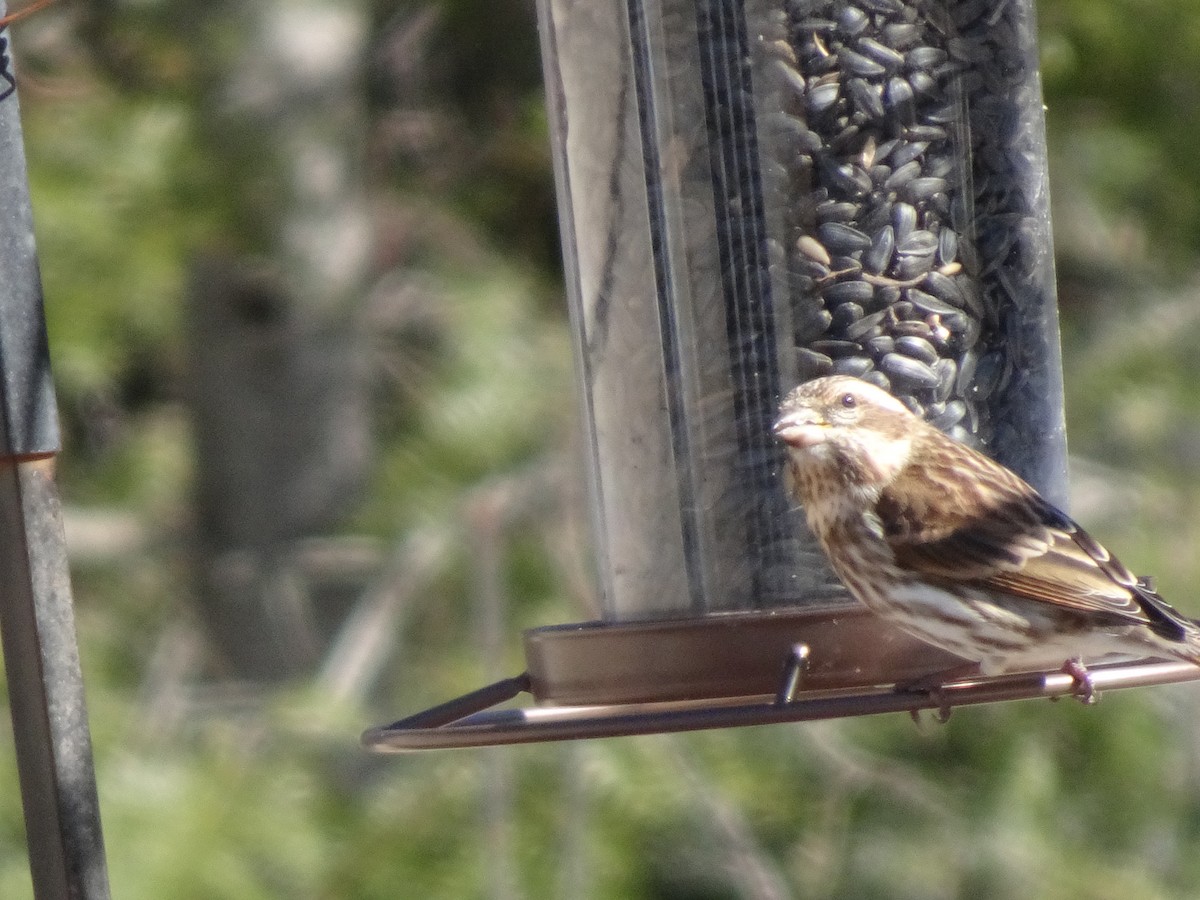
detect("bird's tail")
[1133,575,1200,664]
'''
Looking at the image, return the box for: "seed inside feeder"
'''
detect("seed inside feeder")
[761,0,1057,453]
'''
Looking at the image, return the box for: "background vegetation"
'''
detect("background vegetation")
[4,0,1200,897]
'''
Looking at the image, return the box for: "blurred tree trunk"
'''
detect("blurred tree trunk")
[183,2,373,680]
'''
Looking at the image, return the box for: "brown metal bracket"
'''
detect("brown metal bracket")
[363,609,1200,752]
[362,659,1200,751]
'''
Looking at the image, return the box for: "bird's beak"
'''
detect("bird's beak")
[773,407,827,448]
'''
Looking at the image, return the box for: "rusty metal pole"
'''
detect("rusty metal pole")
[0,14,111,900]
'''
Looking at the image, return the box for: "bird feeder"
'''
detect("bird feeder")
[364,0,1194,751]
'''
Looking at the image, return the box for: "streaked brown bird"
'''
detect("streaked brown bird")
[773,375,1200,692]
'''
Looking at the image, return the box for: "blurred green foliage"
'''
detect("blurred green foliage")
[1040,0,1200,267]
[1,0,1199,898]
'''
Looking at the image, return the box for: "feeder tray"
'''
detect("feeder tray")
[362,606,1200,751]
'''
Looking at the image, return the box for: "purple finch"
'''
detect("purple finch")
[773,375,1200,685]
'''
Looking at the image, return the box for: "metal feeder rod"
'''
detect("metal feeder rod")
[0,13,111,897]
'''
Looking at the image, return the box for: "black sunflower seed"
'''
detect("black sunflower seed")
[810,339,862,358]
[817,221,872,253]
[863,225,894,274]
[906,288,959,316]
[822,279,875,305]
[857,37,905,71]
[837,6,869,35]
[832,355,874,377]
[881,353,940,389]
[896,334,938,365]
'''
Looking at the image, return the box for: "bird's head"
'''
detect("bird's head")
[773,376,917,486]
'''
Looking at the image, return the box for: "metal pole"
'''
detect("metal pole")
[0,11,111,898]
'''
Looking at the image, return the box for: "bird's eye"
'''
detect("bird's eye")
[840,393,856,409]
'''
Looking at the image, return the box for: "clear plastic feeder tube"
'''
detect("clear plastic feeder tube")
[538,0,1067,622]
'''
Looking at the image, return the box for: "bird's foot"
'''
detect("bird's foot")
[895,664,981,725]
[1061,657,1098,705]
[913,690,953,726]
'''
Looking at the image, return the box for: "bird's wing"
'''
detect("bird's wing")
[876,442,1188,638]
